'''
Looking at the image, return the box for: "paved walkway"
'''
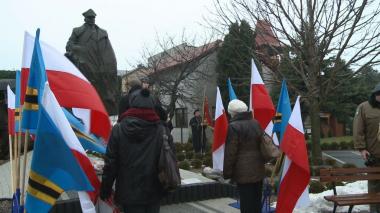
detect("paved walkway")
[323,150,365,168]
[161,198,240,213]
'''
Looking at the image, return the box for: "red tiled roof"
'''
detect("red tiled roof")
[255,20,281,47]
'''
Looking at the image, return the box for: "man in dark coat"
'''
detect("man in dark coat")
[223,99,265,213]
[189,109,206,153]
[100,88,164,213]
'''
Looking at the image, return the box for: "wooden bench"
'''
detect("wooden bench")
[320,167,380,213]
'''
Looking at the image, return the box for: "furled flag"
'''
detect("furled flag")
[14,70,22,133]
[203,96,213,127]
[276,96,310,213]
[7,85,16,135]
[21,31,111,140]
[227,78,237,101]
[212,87,228,171]
[249,59,275,129]
[273,80,292,142]
[25,83,94,213]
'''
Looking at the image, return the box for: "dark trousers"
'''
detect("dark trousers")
[369,162,380,213]
[237,181,263,213]
[0,130,9,160]
[123,203,160,213]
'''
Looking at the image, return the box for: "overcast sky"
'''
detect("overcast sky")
[0,0,216,71]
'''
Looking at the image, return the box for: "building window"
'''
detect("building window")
[175,108,188,128]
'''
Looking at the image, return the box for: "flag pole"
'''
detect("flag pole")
[270,152,285,186]
[16,128,22,190]
[201,87,206,154]
[9,134,14,194]
[14,133,18,190]
[20,129,29,205]
[15,108,23,210]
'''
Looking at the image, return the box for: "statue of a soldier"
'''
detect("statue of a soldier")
[66,9,118,115]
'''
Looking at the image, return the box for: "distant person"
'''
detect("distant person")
[353,83,380,213]
[155,106,174,133]
[141,77,151,89]
[117,78,142,121]
[189,109,207,153]
[223,99,265,213]
[100,88,165,213]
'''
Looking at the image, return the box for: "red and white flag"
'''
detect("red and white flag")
[7,85,15,135]
[212,87,228,171]
[276,96,310,213]
[21,32,111,141]
[249,59,275,129]
[249,59,278,144]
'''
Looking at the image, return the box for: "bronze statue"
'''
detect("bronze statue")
[65,9,118,115]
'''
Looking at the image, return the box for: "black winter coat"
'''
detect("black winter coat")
[101,116,164,205]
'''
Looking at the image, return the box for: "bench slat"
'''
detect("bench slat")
[320,167,380,175]
[325,193,380,206]
[320,174,380,182]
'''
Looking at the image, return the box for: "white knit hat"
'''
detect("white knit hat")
[228,99,248,117]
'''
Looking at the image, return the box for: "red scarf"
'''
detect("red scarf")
[118,108,159,122]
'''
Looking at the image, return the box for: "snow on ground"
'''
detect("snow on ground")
[272,181,369,213]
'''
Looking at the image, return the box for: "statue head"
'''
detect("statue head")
[82,9,96,26]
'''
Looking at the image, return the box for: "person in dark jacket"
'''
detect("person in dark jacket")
[117,78,142,121]
[101,88,164,213]
[189,109,207,153]
[223,99,265,213]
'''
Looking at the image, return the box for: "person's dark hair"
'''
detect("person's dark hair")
[194,109,200,115]
[368,93,380,108]
[141,77,150,84]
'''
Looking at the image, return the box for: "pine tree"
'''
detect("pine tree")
[217,20,255,106]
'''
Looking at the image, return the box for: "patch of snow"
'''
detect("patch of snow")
[272,181,369,213]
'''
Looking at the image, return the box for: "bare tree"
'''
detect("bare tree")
[138,33,220,120]
[209,0,380,165]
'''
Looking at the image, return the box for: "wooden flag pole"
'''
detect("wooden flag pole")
[16,130,22,190]
[270,152,285,187]
[16,109,23,190]
[8,134,14,194]
[13,134,18,191]
[269,131,285,187]
[201,87,206,154]
[20,130,30,205]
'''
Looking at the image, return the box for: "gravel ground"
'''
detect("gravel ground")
[0,199,11,213]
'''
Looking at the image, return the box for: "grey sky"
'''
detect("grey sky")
[0,0,215,71]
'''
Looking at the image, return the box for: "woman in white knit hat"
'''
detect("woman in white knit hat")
[223,99,266,213]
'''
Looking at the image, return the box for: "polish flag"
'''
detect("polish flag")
[21,32,111,140]
[212,87,228,171]
[7,85,15,135]
[249,59,275,129]
[276,96,310,213]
